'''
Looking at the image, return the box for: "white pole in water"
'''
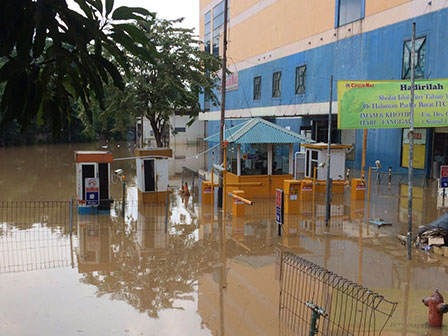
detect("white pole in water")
[407,22,416,260]
[325,75,333,226]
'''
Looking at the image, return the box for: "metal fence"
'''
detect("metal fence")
[279,251,397,336]
[0,200,172,274]
[0,201,74,273]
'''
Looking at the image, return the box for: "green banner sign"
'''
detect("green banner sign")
[338,79,448,129]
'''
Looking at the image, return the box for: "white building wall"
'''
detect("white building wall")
[170,115,204,145]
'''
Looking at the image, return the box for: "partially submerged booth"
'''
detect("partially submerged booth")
[135,148,172,203]
[302,143,351,181]
[205,118,314,198]
[75,151,113,214]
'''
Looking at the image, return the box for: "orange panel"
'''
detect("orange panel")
[75,152,113,163]
[135,148,173,158]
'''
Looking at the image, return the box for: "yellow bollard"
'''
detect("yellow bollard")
[232,190,246,217]
[351,178,366,200]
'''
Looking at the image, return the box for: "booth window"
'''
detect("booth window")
[272,71,281,98]
[227,143,238,174]
[240,144,268,175]
[402,36,426,79]
[295,65,306,94]
[254,76,261,100]
[336,0,364,27]
[305,149,319,178]
[272,145,290,175]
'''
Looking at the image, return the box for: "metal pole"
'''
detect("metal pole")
[407,22,416,260]
[165,192,169,233]
[309,310,319,336]
[122,177,126,219]
[69,198,73,236]
[223,145,227,216]
[325,75,333,226]
[367,166,372,203]
[218,0,229,208]
[361,129,368,180]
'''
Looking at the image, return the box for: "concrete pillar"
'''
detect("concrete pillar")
[289,144,294,175]
[237,144,241,176]
[268,143,273,175]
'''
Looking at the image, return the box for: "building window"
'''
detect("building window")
[212,1,228,56]
[174,127,186,133]
[272,71,281,98]
[337,0,363,27]
[204,11,211,53]
[402,36,426,79]
[253,76,261,100]
[295,65,306,94]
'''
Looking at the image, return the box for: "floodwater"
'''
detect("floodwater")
[1,143,448,335]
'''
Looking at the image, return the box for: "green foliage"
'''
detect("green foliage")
[79,81,138,140]
[127,17,222,147]
[0,0,154,133]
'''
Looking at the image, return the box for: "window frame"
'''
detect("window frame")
[253,76,261,101]
[272,71,281,98]
[295,65,306,95]
[335,0,365,28]
[402,36,427,80]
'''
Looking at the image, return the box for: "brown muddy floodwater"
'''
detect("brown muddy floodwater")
[1,143,448,335]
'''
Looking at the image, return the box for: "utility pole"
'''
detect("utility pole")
[407,22,416,260]
[218,0,229,208]
[325,75,333,226]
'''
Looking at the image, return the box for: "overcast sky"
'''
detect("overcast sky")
[69,0,199,33]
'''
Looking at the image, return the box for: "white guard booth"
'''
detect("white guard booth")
[301,143,351,181]
[135,148,172,203]
[75,151,113,214]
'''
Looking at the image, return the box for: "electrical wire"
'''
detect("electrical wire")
[113,142,220,162]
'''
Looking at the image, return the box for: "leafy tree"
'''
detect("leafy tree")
[79,81,138,140]
[0,0,154,133]
[128,17,221,147]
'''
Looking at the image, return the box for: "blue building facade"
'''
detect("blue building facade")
[200,2,448,178]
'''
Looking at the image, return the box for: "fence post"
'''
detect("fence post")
[69,198,73,236]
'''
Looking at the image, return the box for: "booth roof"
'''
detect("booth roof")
[204,118,315,144]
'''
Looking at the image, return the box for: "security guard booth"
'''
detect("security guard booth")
[204,118,314,200]
[301,143,351,192]
[136,148,172,203]
[75,151,113,214]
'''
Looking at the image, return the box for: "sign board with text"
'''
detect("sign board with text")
[338,79,448,129]
[441,166,448,188]
[85,177,100,206]
[275,189,284,225]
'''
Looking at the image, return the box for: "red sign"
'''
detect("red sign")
[441,166,448,178]
[275,189,283,225]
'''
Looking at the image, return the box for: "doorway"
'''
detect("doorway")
[433,131,448,178]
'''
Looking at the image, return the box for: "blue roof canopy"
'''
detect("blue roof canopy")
[205,118,315,144]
